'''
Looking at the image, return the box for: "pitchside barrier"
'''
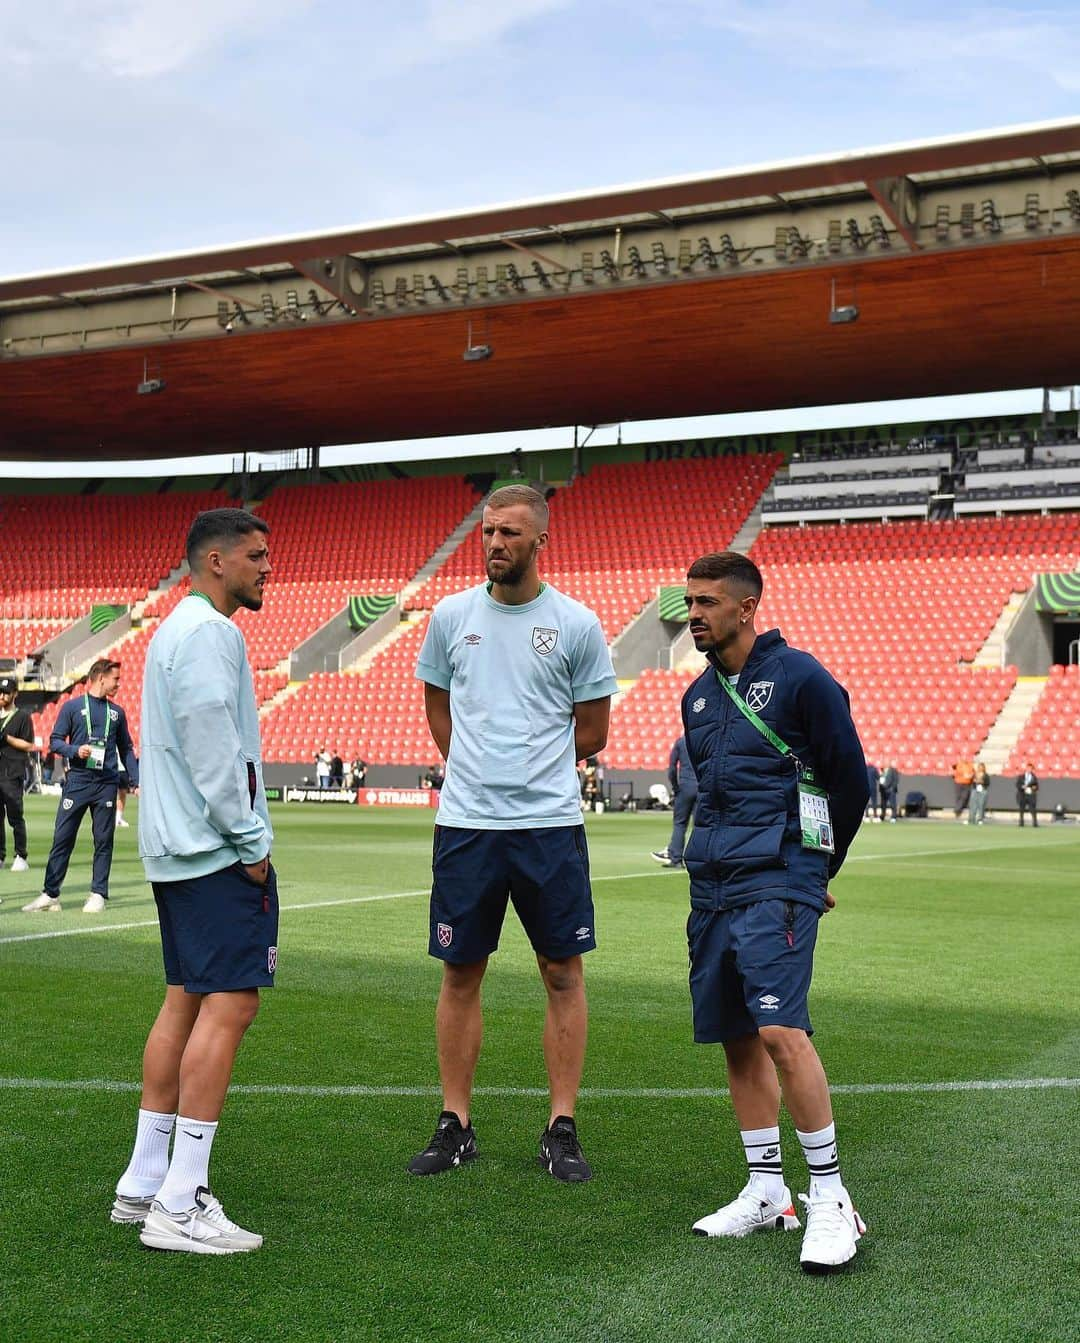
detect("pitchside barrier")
[279,785,439,807]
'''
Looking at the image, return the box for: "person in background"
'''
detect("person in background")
[650,734,697,870]
[330,752,345,787]
[348,757,368,789]
[951,758,975,821]
[968,762,990,825]
[424,761,445,791]
[879,763,899,822]
[23,659,138,914]
[1016,763,1039,826]
[865,761,880,822]
[0,675,35,877]
[315,748,331,789]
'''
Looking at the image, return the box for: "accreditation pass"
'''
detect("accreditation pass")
[798,779,835,853]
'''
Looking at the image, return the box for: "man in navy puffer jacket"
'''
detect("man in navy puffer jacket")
[679,551,869,1275]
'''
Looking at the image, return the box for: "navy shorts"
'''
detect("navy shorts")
[430,825,595,963]
[688,898,820,1043]
[153,861,279,994]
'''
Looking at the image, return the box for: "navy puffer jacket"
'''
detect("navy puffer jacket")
[680,629,868,913]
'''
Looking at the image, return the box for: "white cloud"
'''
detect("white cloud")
[0,0,306,78]
[696,2,1080,95]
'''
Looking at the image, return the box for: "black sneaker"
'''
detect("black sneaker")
[407,1111,478,1175]
[538,1115,593,1183]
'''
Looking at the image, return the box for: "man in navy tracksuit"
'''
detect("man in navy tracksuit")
[23,658,138,915]
[678,552,869,1275]
[650,735,697,869]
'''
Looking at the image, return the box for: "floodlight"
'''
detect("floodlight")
[600,249,619,280]
[581,251,595,284]
[718,234,738,265]
[216,301,230,329]
[846,219,865,250]
[370,278,386,308]
[506,262,525,291]
[455,267,469,300]
[260,293,276,322]
[285,289,302,319]
[1067,189,1080,220]
[394,277,409,305]
[698,236,718,268]
[677,239,693,271]
[960,202,975,237]
[475,266,490,298]
[774,227,788,261]
[934,205,950,242]
[980,199,1001,234]
[651,241,669,273]
[627,245,646,278]
[1024,193,1040,230]
[532,260,552,288]
[413,274,427,303]
[429,274,451,301]
[869,215,890,248]
[827,220,842,254]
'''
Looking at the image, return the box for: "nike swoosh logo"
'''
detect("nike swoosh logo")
[182,1131,205,1140]
[154,1127,172,1135]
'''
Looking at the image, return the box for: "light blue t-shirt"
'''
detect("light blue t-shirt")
[416,583,618,829]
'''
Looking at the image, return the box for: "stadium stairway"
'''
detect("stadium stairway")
[398,494,488,607]
[132,561,188,622]
[978,676,1048,774]
[968,592,1027,669]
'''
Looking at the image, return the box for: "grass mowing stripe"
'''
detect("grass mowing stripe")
[0,869,663,947]
[2,1075,1075,1098]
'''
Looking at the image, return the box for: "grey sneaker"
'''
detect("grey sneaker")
[110,1193,154,1225]
[139,1188,263,1255]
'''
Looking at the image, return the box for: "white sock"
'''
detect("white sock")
[116,1108,176,1198]
[797,1121,845,1195]
[155,1117,218,1212]
[741,1125,787,1204]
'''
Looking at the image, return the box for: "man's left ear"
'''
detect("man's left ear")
[537,530,549,550]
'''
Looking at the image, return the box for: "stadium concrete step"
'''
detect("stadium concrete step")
[729,497,768,556]
[342,610,427,676]
[977,675,1047,773]
[132,561,189,621]
[398,495,487,606]
[258,679,309,719]
[968,590,1027,668]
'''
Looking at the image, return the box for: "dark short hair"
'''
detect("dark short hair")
[186,508,269,569]
[87,659,121,681]
[686,551,763,599]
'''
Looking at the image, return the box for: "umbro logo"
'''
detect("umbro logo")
[692,697,706,713]
[575,926,591,941]
[463,633,482,645]
[759,994,781,1011]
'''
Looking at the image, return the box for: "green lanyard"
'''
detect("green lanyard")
[188,589,215,608]
[0,709,16,733]
[714,671,811,779]
[82,693,112,744]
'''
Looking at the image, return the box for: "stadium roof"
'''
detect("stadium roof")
[2,118,1079,460]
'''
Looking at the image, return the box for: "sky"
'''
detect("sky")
[2,1,1078,476]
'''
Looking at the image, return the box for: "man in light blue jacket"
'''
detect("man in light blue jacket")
[113,508,275,1256]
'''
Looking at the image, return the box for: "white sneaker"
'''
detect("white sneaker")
[11,855,29,871]
[82,893,107,913]
[692,1181,800,1238]
[110,1193,154,1225]
[22,893,61,913]
[799,1186,866,1273]
[140,1190,263,1255]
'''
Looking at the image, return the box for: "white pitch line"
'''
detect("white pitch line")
[0,1075,1075,1100]
[0,870,660,947]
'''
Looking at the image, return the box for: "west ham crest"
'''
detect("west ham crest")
[745,681,775,712]
[531,627,558,656]
[437,922,453,948]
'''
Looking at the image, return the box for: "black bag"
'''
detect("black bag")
[903,790,928,818]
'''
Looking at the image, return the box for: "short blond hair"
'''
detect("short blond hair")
[486,484,549,528]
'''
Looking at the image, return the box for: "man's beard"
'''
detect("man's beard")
[233,585,264,612]
[486,548,534,587]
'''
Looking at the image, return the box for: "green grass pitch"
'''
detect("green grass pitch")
[1,798,1078,1343]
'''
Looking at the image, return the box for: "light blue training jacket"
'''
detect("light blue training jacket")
[138,593,272,883]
